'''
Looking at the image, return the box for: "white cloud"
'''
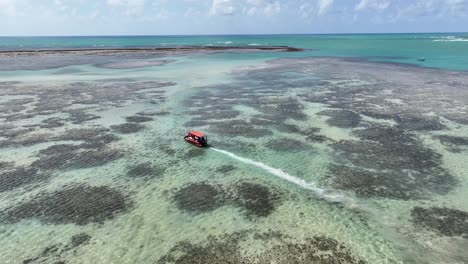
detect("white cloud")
[210,0,236,15]
[318,0,334,15]
[244,0,280,16]
[355,0,390,11]
[54,0,68,12]
[107,0,146,16]
[0,0,17,16]
[446,0,467,15]
[389,0,467,22]
[210,0,280,16]
[298,0,333,19]
[263,1,281,16]
[298,2,313,19]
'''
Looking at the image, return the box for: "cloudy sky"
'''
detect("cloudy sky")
[1,0,467,36]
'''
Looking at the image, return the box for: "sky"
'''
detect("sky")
[0,0,467,36]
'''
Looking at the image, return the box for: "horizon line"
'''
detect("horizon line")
[0,32,467,38]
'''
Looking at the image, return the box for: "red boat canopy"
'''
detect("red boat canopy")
[189,130,205,137]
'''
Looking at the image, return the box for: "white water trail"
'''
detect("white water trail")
[211,148,358,207]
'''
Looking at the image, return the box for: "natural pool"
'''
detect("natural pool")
[0,48,467,264]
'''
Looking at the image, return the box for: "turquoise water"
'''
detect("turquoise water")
[1,33,468,70]
[0,36,468,263]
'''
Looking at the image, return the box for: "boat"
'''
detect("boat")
[184,130,208,147]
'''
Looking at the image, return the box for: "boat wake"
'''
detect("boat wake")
[210,148,357,207]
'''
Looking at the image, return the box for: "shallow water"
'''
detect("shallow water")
[0,45,468,264]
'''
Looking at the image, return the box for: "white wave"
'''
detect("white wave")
[433,39,468,42]
[216,41,233,45]
[211,148,356,206]
[248,43,261,46]
[432,36,468,42]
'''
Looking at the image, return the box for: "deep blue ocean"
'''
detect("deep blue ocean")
[1,33,468,70]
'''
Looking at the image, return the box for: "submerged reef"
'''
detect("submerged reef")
[173,183,223,213]
[96,59,175,69]
[411,207,468,238]
[265,138,310,152]
[3,185,132,225]
[326,125,458,199]
[317,109,362,128]
[126,162,165,178]
[22,232,92,264]
[232,182,281,217]
[436,135,468,153]
[126,115,154,123]
[32,144,124,170]
[0,166,49,193]
[111,123,145,134]
[158,231,366,264]
[172,181,282,218]
[215,165,237,174]
[0,47,302,71]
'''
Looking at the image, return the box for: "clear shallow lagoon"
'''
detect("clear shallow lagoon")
[0,35,468,263]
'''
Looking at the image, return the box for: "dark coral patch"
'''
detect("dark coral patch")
[13,133,55,147]
[4,113,36,122]
[40,117,66,128]
[326,163,456,200]
[3,185,132,225]
[127,162,165,178]
[67,110,100,124]
[395,115,446,131]
[265,138,309,152]
[172,183,224,213]
[436,135,468,152]
[0,166,49,192]
[22,233,91,264]
[411,207,468,238]
[215,165,237,174]
[55,128,110,142]
[0,126,35,140]
[111,123,145,134]
[137,111,170,116]
[0,161,15,171]
[318,109,362,128]
[70,233,92,248]
[300,127,331,143]
[126,115,153,123]
[158,231,366,264]
[232,182,281,217]
[327,123,459,200]
[172,181,282,218]
[275,123,304,134]
[71,148,124,169]
[158,232,244,264]
[305,134,329,143]
[38,144,81,156]
[257,235,366,264]
[353,126,414,143]
[437,135,468,146]
[183,120,210,128]
[33,146,124,170]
